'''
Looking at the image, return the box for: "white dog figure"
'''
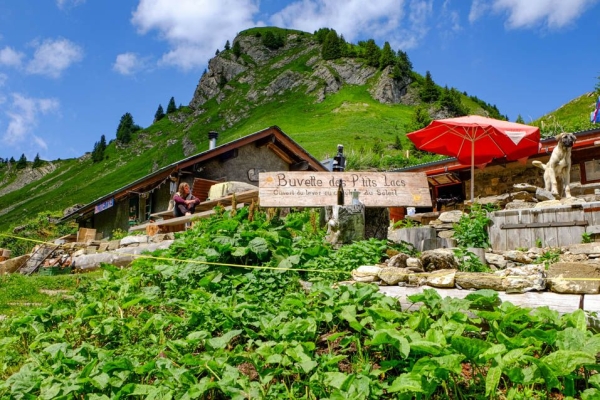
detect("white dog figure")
[532,132,576,198]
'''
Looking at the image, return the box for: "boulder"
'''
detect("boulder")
[547,262,600,294]
[351,265,381,282]
[455,272,508,291]
[378,267,411,285]
[485,253,508,269]
[438,210,464,223]
[409,269,456,288]
[387,253,409,269]
[420,248,459,272]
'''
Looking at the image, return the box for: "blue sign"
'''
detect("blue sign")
[95,198,114,214]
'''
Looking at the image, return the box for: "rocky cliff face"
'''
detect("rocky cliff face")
[189,31,412,112]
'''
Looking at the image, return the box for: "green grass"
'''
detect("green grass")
[0,270,104,316]
[533,92,598,137]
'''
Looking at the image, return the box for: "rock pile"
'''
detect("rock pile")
[351,244,600,295]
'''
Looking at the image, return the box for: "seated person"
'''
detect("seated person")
[173,182,200,217]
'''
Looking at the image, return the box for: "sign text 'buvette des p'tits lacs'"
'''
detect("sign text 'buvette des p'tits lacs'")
[259,172,432,207]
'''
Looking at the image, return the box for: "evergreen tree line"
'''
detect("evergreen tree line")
[90,96,178,164]
[315,28,413,81]
[0,153,43,169]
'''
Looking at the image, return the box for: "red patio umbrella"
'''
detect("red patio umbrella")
[406,115,540,202]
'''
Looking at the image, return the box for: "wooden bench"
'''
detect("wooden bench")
[129,204,245,233]
[148,189,259,222]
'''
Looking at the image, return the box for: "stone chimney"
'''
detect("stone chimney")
[208,131,218,150]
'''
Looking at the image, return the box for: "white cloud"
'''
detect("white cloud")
[269,0,433,50]
[26,38,83,78]
[56,0,86,10]
[113,52,145,75]
[0,46,25,68]
[470,0,599,29]
[131,0,259,70]
[0,73,7,87]
[2,93,59,148]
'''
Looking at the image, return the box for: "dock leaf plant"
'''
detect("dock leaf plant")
[2,206,600,398]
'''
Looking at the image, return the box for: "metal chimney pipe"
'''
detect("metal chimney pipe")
[208,131,218,150]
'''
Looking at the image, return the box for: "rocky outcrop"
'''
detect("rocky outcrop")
[369,66,411,104]
[0,164,58,197]
[188,30,412,112]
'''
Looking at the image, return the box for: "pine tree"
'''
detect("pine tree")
[91,134,107,163]
[224,40,230,51]
[379,42,395,70]
[363,39,381,68]
[16,153,27,169]
[439,86,467,117]
[9,156,15,164]
[116,112,139,144]
[232,40,242,58]
[154,104,165,122]
[32,153,42,168]
[420,71,440,103]
[516,114,525,124]
[321,30,342,60]
[394,50,413,79]
[166,97,177,114]
[408,105,432,132]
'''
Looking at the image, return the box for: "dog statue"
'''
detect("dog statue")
[532,132,576,198]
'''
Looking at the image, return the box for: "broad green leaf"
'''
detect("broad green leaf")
[408,340,442,355]
[525,356,561,390]
[231,246,249,257]
[556,327,587,351]
[388,372,424,393]
[563,309,587,332]
[450,336,492,363]
[367,329,410,358]
[589,373,600,390]
[542,350,596,376]
[248,237,269,258]
[91,373,110,390]
[480,343,507,361]
[101,357,134,373]
[485,365,502,397]
[203,248,220,258]
[206,329,242,351]
[298,360,318,373]
[340,305,362,332]
[323,372,351,389]
[581,388,600,400]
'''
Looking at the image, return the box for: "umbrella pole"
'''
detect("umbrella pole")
[471,140,475,202]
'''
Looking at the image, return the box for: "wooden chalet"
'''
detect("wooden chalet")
[61,126,327,238]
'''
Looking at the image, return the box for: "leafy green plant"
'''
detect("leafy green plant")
[111,228,128,240]
[392,218,419,229]
[536,238,543,248]
[538,247,561,269]
[582,232,593,244]
[452,203,491,249]
[453,247,492,272]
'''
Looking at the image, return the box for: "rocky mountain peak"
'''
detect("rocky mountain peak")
[189,30,412,111]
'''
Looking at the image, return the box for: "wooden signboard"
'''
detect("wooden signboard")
[259,171,432,207]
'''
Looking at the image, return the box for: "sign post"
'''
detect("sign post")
[259,171,432,208]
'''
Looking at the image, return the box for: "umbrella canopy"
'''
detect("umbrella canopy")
[406,115,541,202]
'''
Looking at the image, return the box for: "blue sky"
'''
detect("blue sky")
[0,0,599,161]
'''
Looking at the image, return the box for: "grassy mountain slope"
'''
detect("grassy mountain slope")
[533,91,599,137]
[0,27,553,232]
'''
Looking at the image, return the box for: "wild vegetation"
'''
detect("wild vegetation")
[2,207,600,399]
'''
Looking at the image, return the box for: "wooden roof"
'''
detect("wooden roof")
[61,126,326,222]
